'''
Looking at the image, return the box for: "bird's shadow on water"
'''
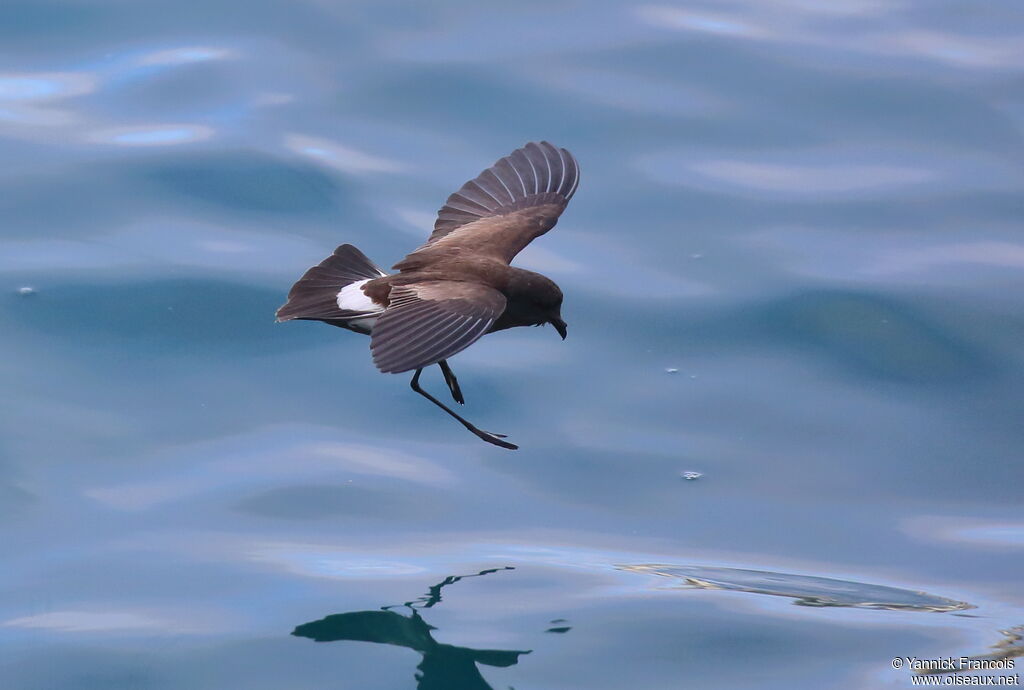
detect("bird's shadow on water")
[291,567,534,690]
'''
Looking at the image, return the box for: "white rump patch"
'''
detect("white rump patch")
[337,279,380,313]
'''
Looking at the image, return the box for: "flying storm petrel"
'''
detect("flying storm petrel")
[276,141,580,450]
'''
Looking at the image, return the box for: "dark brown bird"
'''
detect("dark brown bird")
[276,141,579,450]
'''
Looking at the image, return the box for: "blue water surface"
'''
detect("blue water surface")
[2,1,1023,688]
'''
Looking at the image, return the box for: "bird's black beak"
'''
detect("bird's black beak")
[550,317,568,340]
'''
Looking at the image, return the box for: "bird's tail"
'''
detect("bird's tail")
[276,244,387,322]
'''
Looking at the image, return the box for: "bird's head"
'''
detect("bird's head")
[529,277,567,340]
[548,313,567,340]
[506,270,568,339]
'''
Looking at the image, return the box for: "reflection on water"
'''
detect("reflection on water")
[620,565,972,612]
[919,625,1024,677]
[546,619,572,634]
[293,568,531,690]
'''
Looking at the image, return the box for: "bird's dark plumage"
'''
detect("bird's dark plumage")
[369,281,507,375]
[421,140,580,258]
[276,141,579,448]
[275,244,386,325]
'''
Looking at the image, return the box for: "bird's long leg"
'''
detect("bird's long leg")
[437,359,463,405]
[410,369,517,450]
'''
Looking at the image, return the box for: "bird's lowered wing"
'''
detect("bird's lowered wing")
[370,281,506,374]
[394,141,579,269]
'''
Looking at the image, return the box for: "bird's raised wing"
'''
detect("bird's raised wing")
[394,141,579,269]
[370,281,506,374]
